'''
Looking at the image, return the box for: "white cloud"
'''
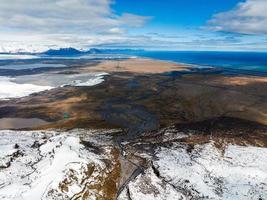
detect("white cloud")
[0,0,151,33]
[119,13,151,28]
[1,0,267,52]
[0,0,151,52]
[107,27,125,34]
[207,0,267,35]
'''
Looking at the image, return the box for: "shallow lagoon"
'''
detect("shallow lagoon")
[0,63,66,70]
[0,72,108,99]
[0,118,49,129]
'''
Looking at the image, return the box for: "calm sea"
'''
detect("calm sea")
[1,51,267,74]
[128,51,267,73]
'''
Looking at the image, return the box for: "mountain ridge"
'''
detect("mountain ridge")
[0,47,145,55]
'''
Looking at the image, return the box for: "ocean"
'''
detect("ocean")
[127,51,267,73]
[1,51,267,74]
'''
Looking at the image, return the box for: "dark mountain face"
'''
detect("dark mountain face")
[43,48,83,56]
[43,47,144,55]
[0,47,144,56]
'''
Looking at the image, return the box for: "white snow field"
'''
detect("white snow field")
[0,129,266,200]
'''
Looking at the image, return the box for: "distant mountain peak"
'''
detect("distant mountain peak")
[0,46,145,55]
[43,47,83,56]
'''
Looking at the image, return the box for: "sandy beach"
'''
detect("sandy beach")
[83,58,189,74]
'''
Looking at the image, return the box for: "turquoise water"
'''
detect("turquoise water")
[127,51,267,73]
[1,51,267,74]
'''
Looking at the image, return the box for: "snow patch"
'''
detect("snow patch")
[118,168,185,200]
[68,72,108,87]
[0,130,115,200]
[0,72,108,99]
[154,143,267,199]
[0,77,53,99]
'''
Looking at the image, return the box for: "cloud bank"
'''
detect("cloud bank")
[1,0,267,52]
[207,0,267,35]
[0,0,151,52]
[0,0,149,33]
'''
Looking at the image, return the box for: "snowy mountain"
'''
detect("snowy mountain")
[0,45,144,56]
[0,44,52,54]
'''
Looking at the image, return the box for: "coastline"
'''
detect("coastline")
[82,58,189,74]
[0,57,266,130]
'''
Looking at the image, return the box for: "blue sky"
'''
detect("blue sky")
[0,0,267,52]
[113,0,241,28]
[109,0,267,51]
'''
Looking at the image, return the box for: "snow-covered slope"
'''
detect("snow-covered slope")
[0,128,266,200]
[0,44,50,54]
[0,129,120,200]
[118,143,267,200]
